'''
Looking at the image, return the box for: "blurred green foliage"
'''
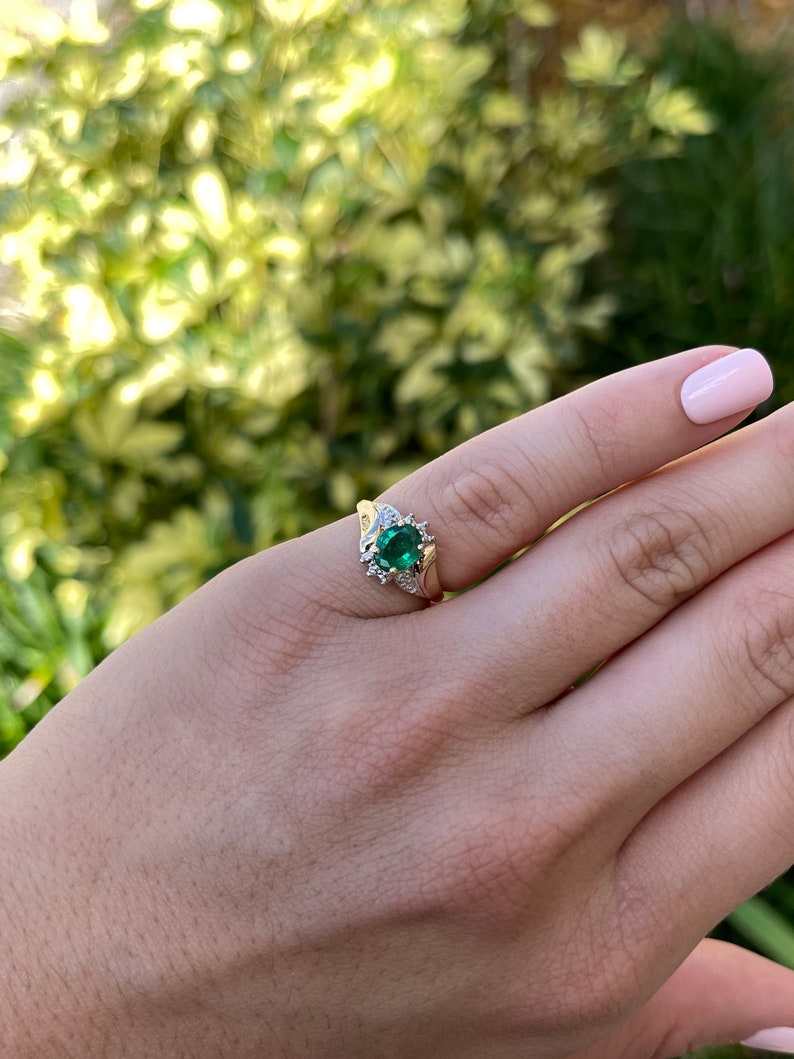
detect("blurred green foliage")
[0,0,709,747]
[579,18,794,403]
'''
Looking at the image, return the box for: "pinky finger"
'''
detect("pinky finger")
[618,694,794,978]
[571,940,794,1059]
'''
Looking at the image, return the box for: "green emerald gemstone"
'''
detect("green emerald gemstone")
[373,524,423,572]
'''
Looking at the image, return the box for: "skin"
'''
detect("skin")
[2,343,794,1057]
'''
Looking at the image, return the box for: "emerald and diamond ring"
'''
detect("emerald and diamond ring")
[357,500,442,602]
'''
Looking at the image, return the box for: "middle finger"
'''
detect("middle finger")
[440,399,794,715]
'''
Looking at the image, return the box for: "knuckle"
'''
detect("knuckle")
[431,795,582,929]
[551,871,659,1032]
[604,504,715,611]
[441,449,545,542]
[502,944,631,1037]
[735,584,794,703]
[207,555,348,701]
[561,961,633,1031]
[520,916,639,1034]
[322,656,470,796]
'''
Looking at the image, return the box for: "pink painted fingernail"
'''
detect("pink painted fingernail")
[742,1027,794,1053]
[680,347,773,425]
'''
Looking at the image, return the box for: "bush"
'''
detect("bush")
[0,0,708,744]
[578,17,794,402]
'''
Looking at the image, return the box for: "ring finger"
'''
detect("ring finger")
[441,394,794,714]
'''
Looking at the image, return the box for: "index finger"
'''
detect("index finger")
[289,344,772,618]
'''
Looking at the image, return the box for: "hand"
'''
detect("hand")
[3,344,794,1059]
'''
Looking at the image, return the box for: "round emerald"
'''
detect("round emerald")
[373,524,423,572]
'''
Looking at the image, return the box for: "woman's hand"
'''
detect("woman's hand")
[3,344,794,1058]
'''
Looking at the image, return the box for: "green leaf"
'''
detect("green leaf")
[728,896,794,968]
[563,25,644,87]
[515,0,557,29]
[646,77,715,136]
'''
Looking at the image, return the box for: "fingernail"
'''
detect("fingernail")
[741,1027,794,1053]
[680,347,773,425]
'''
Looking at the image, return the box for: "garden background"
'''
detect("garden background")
[1,1,794,1055]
